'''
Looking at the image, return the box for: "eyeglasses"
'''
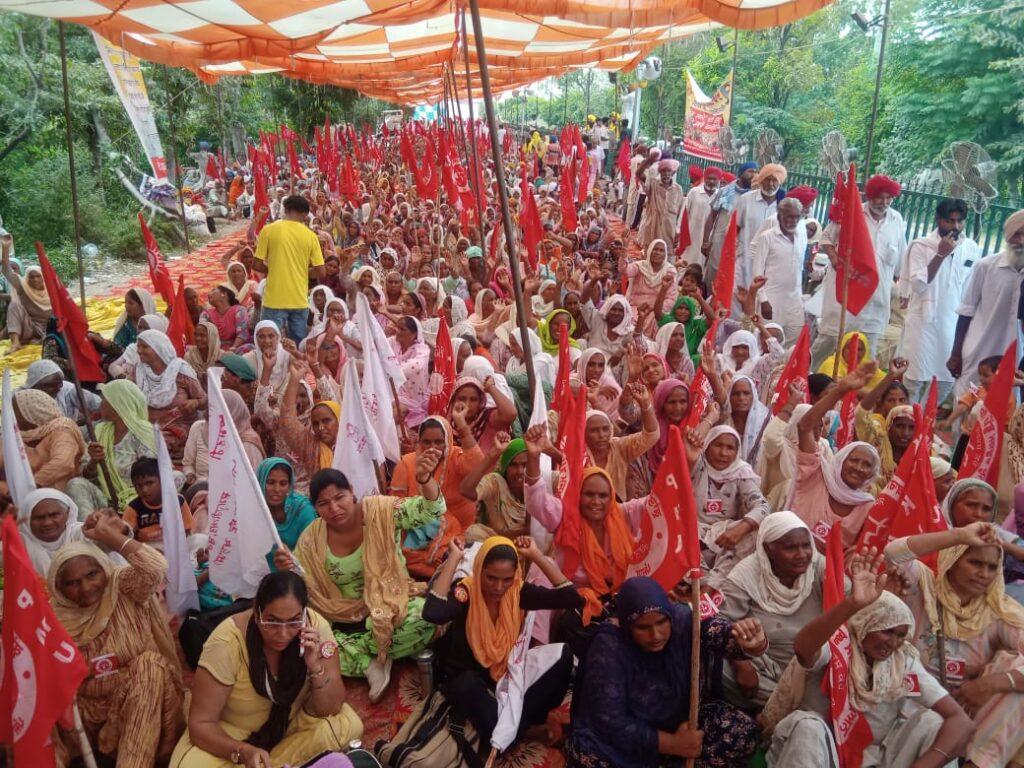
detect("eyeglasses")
[257,615,304,630]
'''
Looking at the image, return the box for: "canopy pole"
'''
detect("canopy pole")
[161,66,193,255]
[58,22,87,311]
[458,19,489,249]
[863,0,892,181]
[466,0,537,397]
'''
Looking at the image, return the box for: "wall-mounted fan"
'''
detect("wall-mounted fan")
[754,128,783,166]
[718,125,748,165]
[939,141,998,213]
[820,131,852,178]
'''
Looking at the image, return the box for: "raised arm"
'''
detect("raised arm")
[458,431,510,501]
[797,361,878,452]
[859,358,908,413]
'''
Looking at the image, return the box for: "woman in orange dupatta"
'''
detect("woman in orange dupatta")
[422,535,581,748]
[522,425,647,657]
[390,413,486,577]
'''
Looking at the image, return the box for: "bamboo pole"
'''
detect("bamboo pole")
[58,22,87,311]
[831,250,852,379]
[685,576,702,768]
[161,66,193,254]
[467,0,537,398]
[484,746,498,768]
[73,703,100,768]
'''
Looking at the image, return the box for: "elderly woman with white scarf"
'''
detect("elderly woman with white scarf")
[756,394,835,510]
[582,294,640,368]
[108,313,171,379]
[18,489,86,573]
[135,329,206,462]
[719,512,826,708]
[621,238,677,337]
[766,553,970,768]
[689,425,770,588]
[23,358,101,422]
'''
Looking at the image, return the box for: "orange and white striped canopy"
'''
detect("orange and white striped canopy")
[0,0,832,103]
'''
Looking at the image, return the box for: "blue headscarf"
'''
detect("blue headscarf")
[738,162,758,175]
[257,458,317,558]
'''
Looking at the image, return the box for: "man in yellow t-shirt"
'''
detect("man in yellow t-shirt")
[252,195,326,342]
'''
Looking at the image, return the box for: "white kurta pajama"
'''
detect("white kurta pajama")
[734,190,778,290]
[898,230,979,401]
[953,249,1024,397]
[680,185,715,266]
[751,223,808,346]
[811,207,908,368]
[638,177,685,250]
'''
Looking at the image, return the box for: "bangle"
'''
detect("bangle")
[554,580,574,589]
[118,536,134,554]
[1006,671,1017,691]
[525,472,541,484]
[928,746,950,759]
[428,587,448,601]
[415,475,432,485]
[307,664,326,678]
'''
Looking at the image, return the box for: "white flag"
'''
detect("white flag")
[355,295,402,463]
[154,425,199,615]
[333,361,385,498]
[207,368,282,598]
[491,612,566,752]
[528,379,552,477]
[355,291,406,387]
[2,369,36,507]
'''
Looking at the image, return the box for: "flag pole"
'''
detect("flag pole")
[58,22,87,311]
[72,702,100,768]
[460,10,489,250]
[160,66,193,255]
[447,59,486,251]
[484,747,498,768]
[831,246,852,379]
[467,0,538,399]
[685,574,702,768]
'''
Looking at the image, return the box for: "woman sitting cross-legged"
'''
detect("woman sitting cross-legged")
[49,511,185,768]
[564,576,766,768]
[765,550,972,768]
[170,570,363,768]
[423,535,583,750]
[274,459,444,702]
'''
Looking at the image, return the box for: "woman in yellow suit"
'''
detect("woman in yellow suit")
[170,570,362,768]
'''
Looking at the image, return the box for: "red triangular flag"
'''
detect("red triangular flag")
[166,274,194,356]
[771,325,811,415]
[960,341,1018,485]
[616,137,632,184]
[685,321,718,429]
[712,211,737,310]
[627,425,702,587]
[138,213,176,307]
[560,162,578,232]
[553,324,572,437]
[520,163,544,272]
[204,153,220,181]
[554,386,588,579]
[675,207,691,258]
[428,318,456,416]
[835,164,879,315]
[0,517,90,767]
[822,524,875,768]
[835,343,863,449]
[36,243,104,382]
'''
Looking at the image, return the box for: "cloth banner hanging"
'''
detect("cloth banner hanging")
[91,32,168,184]
[683,69,733,162]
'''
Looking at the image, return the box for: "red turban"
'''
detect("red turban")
[704,166,723,180]
[786,185,819,207]
[721,172,737,183]
[864,174,901,199]
[688,164,703,184]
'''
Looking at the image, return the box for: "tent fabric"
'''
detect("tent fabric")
[0,0,831,103]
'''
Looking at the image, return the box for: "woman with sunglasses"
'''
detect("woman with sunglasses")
[171,570,362,768]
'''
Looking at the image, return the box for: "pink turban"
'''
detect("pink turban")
[1005,209,1024,240]
[752,163,787,186]
[658,159,680,173]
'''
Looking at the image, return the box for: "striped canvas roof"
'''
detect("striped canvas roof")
[0,0,832,103]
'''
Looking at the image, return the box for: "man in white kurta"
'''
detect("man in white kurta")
[703,163,757,286]
[810,175,909,369]
[751,198,807,347]
[734,164,786,291]
[946,208,1024,397]
[625,144,649,227]
[679,167,721,267]
[638,158,685,250]
[898,199,979,403]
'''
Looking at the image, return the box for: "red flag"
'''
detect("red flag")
[138,213,176,307]
[771,325,811,415]
[835,343,863,449]
[834,164,879,316]
[960,341,1017,485]
[428,318,456,416]
[520,163,543,271]
[166,274,194,356]
[627,425,702,587]
[553,324,572,434]
[576,151,591,205]
[554,386,588,578]
[685,321,718,429]
[675,207,691,258]
[711,211,737,310]
[0,516,89,767]
[923,377,939,445]
[287,141,302,179]
[616,137,632,184]
[559,162,578,232]
[204,153,220,180]
[36,244,104,382]
[822,524,874,768]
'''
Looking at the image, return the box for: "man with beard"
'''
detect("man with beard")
[637,157,685,249]
[946,208,1024,397]
[751,198,807,347]
[898,198,980,404]
[810,174,908,368]
[702,162,757,285]
[734,164,786,298]
[679,166,721,267]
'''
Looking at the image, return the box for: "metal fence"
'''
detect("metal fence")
[676,157,1019,258]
